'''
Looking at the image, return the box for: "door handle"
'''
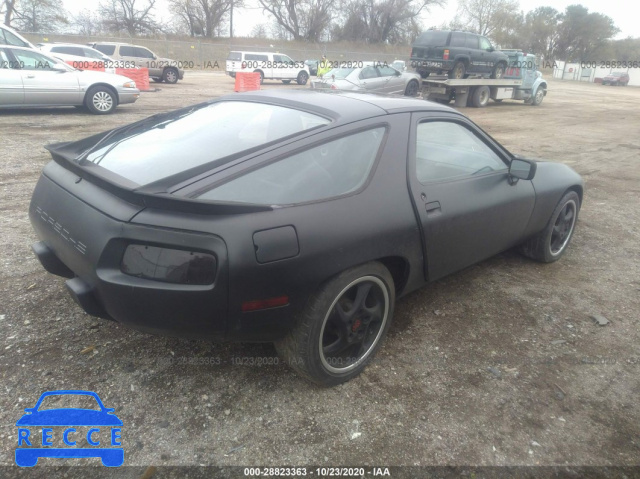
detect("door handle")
[425,201,441,216]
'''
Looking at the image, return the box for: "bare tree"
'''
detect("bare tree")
[453,0,519,37]
[258,0,335,41]
[250,22,268,38]
[333,0,442,44]
[2,0,18,26]
[169,0,234,37]
[10,0,67,32]
[99,0,159,35]
[73,9,102,36]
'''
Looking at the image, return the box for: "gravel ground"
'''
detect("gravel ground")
[1,73,639,473]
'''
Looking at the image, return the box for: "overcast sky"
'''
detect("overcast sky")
[62,0,638,39]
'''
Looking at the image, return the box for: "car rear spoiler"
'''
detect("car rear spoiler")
[45,142,274,215]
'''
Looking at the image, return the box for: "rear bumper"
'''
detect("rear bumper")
[411,59,454,74]
[29,171,229,340]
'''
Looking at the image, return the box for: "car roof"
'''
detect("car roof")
[40,43,92,48]
[221,90,458,122]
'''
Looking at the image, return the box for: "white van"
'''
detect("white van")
[226,51,310,85]
[0,24,35,49]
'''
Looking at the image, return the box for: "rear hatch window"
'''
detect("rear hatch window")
[414,30,449,46]
[80,101,331,186]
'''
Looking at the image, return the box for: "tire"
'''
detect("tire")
[404,79,419,97]
[255,70,264,84]
[163,67,179,84]
[296,71,309,85]
[471,85,490,107]
[275,262,395,386]
[520,191,580,263]
[85,86,117,115]
[448,61,466,79]
[532,87,545,106]
[282,80,292,84]
[491,62,506,79]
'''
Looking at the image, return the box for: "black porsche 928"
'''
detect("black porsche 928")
[29,90,583,385]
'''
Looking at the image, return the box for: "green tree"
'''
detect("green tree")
[555,4,618,61]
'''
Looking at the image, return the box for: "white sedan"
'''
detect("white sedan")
[0,46,139,114]
[311,62,421,96]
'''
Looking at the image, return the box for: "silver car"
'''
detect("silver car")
[311,62,421,96]
[0,46,140,114]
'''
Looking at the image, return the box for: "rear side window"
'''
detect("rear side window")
[83,101,331,186]
[94,44,115,55]
[415,30,449,46]
[198,127,385,205]
[51,46,84,56]
[245,53,268,61]
[227,51,241,61]
[449,32,466,47]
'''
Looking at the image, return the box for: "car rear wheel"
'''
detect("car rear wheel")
[520,191,580,263]
[297,71,309,85]
[449,61,466,79]
[85,86,117,115]
[275,262,395,386]
[491,62,505,79]
[404,80,419,97]
[163,68,179,84]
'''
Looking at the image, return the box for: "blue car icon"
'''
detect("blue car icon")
[15,390,123,467]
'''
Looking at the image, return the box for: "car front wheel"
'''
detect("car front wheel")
[491,63,505,79]
[275,262,395,386]
[520,190,580,262]
[85,86,117,115]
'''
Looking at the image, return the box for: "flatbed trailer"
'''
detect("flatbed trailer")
[420,52,548,108]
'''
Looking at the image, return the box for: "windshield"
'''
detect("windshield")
[82,101,331,186]
[325,68,355,79]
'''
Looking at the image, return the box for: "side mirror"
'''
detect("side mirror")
[52,63,67,73]
[509,157,536,182]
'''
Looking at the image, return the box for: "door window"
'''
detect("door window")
[376,66,397,77]
[359,66,378,80]
[119,46,136,57]
[93,44,116,55]
[51,46,84,56]
[134,47,155,59]
[415,121,507,183]
[479,37,492,50]
[10,49,55,70]
[465,34,479,49]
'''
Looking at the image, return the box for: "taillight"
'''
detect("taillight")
[443,49,450,60]
[121,245,216,285]
[331,84,337,89]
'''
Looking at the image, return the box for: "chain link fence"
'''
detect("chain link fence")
[22,32,411,69]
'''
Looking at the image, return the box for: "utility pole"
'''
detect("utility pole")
[230,0,233,39]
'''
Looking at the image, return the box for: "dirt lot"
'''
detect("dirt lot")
[1,73,639,472]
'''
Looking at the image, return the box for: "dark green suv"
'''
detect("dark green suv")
[410,30,508,80]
